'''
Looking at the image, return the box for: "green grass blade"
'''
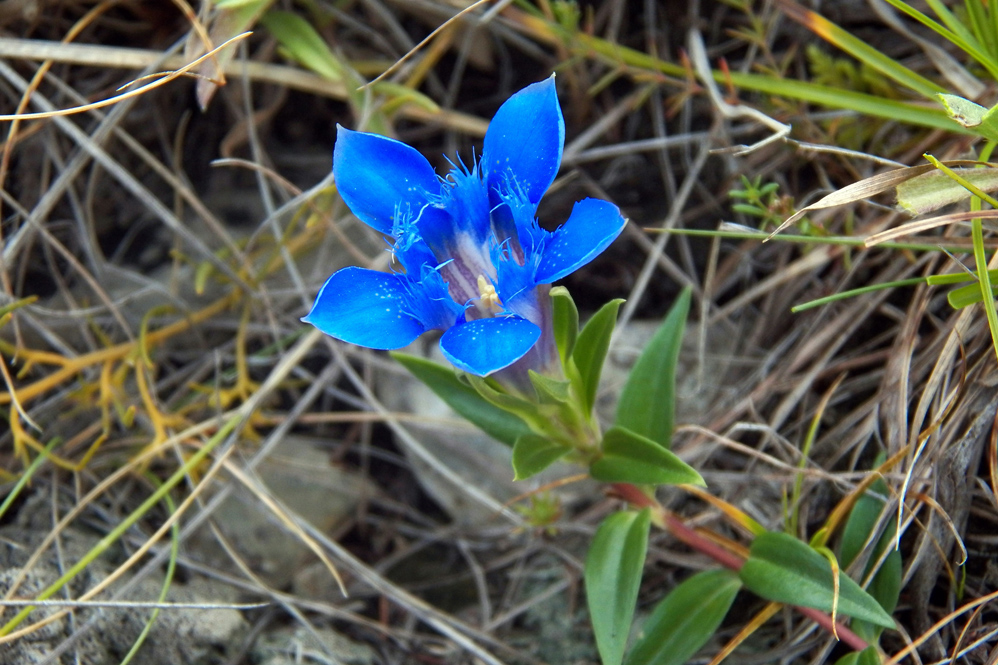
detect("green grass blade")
[925,0,979,44]
[964,0,997,59]
[0,436,62,522]
[664,227,986,254]
[723,71,963,133]
[781,3,945,99]
[991,0,998,60]
[522,12,965,132]
[118,475,180,665]
[973,214,998,362]
[882,0,998,80]
[791,277,929,312]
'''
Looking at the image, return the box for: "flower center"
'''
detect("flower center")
[477,275,503,315]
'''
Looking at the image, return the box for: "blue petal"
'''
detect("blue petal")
[482,77,564,206]
[435,166,491,247]
[409,265,465,330]
[334,126,439,235]
[393,233,437,275]
[494,241,540,311]
[439,317,541,375]
[535,198,627,283]
[303,267,425,349]
[413,204,460,259]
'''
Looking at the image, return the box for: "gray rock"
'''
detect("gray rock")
[186,435,373,590]
[252,625,376,665]
[0,492,248,665]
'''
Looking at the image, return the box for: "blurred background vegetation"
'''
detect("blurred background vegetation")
[0,1,995,663]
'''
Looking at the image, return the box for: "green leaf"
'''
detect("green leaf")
[573,299,625,415]
[528,370,572,404]
[867,547,902,616]
[948,280,988,309]
[895,168,998,216]
[852,547,902,644]
[781,4,945,99]
[551,286,580,364]
[980,102,998,144]
[391,353,531,446]
[841,472,903,644]
[261,10,344,81]
[840,476,893,570]
[624,569,740,665]
[585,509,651,665]
[590,426,704,487]
[512,434,570,481]
[615,287,690,448]
[938,93,987,128]
[464,375,560,439]
[739,532,895,629]
[833,646,882,665]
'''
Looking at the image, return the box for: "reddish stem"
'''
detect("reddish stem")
[609,483,870,652]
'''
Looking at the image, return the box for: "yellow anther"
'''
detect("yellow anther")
[477,275,503,314]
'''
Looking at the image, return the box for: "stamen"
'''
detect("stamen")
[477,275,504,314]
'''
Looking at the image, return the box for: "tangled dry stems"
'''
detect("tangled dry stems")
[0,1,994,664]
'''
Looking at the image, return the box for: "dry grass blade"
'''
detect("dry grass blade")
[0,33,251,122]
[866,209,998,246]
[770,164,943,236]
[0,1,994,662]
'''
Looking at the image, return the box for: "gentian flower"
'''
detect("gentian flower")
[304,77,626,376]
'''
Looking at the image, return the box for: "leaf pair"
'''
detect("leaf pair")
[585,287,703,487]
[586,509,741,665]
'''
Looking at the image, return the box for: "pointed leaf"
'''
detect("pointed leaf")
[616,288,690,448]
[512,434,570,481]
[551,286,579,364]
[625,570,741,665]
[261,11,344,81]
[585,509,651,665]
[573,299,624,415]
[852,547,902,644]
[391,353,531,446]
[590,426,704,487]
[739,532,895,629]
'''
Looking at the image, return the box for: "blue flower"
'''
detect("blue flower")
[303,77,626,376]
